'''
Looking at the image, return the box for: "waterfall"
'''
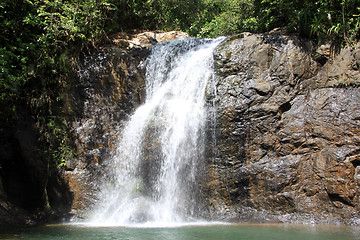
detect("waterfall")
[89,37,223,226]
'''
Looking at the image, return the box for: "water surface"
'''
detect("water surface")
[1,223,359,240]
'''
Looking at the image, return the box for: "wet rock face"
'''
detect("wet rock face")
[318,42,360,87]
[71,47,149,168]
[63,45,150,216]
[210,33,360,224]
[64,31,360,224]
[62,31,192,218]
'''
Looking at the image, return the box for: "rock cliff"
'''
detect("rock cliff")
[62,31,189,218]
[207,33,360,224]
[63,32,360,224]
[1,31,358,227]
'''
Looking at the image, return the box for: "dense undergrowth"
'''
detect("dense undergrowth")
[0,0,359,167]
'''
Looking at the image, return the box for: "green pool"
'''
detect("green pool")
[0,223,359,240]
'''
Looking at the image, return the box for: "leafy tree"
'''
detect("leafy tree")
[195,0,256,37]
[0,0,36,128]
[251,0,359,46]
[0,0,114,167]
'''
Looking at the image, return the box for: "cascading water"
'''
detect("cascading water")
[89,37,223,226]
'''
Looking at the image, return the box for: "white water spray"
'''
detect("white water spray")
[89,38,223,226]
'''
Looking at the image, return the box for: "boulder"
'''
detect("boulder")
[110,31,189,49]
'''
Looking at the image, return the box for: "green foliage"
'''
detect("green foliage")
[0,0,111,166]
[129,0,205,32]
[39,116,77,168]
[0,0,34,129]
[195,0,256,37]
[190,0,360,47]
[311,0,360,46]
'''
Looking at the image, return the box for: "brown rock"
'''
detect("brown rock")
[62,32,360,225]
[209,33,360,224]
[63,44,149,217]
[111,31,189,49]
